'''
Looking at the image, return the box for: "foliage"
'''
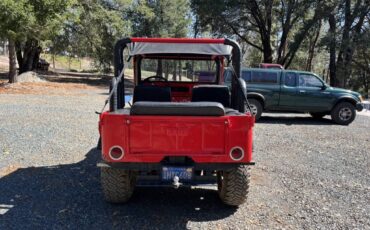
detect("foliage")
[47,0,132,73]
[129,0,191,37]
[0,0,369,93]
[191,0,335,67]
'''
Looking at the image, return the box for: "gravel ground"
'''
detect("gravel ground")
[0,83,369,229]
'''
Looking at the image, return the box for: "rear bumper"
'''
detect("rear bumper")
[97,161,255,170]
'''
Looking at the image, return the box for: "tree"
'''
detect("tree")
[130,0,191,38]
[0,0,72,82]
[129,0,191,76]
[16,0,72,74]
[57,0,132,72]
[351,24,370,97]
[0,0,31,82]
[191,0,335,67]
[335,0,370,87]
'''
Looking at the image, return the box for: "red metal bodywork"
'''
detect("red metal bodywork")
[100,112,254,164]
[100,37,255,167]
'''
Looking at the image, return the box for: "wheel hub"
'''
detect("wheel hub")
[248,104,258,115]
[339,107,352,121]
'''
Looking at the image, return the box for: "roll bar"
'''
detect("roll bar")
[112,37,243,111]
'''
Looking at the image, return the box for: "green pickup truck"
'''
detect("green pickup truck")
[224,68,364,125]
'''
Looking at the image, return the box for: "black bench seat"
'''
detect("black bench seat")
[130,101,225,116]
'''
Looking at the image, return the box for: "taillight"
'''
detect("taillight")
[229,147,244,161]
[109,146,124,160]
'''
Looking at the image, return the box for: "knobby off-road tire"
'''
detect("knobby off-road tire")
[101,168,136,203]
[247,99,263,121]
[310,112,326,119]
[217,166,250,206]
[331,102,356,125]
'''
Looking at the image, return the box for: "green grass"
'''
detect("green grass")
[41,54,94,72]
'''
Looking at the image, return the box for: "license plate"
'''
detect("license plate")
[162,166,193,181]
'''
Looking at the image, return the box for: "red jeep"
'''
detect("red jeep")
[98,38,255,206]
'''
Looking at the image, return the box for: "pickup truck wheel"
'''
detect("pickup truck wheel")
[310,112,326,119]
[331,102,356,125]
[247,99,262,120]
[217,166,250,206]
[100,168,136,203]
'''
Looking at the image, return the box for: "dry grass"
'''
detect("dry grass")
[0,79,99,96]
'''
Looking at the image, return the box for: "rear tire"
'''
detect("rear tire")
[310,112,326,119]
[331,102,356,125]
[217,166,250,206]
[100,167,136,203]
[247,99,263,121]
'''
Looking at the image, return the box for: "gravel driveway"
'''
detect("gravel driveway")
[0,83,369,229]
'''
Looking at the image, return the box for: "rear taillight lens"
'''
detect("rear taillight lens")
[109,146,124,160]
[229,147,244,161]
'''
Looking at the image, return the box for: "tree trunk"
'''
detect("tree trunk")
[328,14,337,86]
[262,42,273,63]
[172,61,177,81]
[305,21,321,72]
[52,52,56,70]
[361,71,369,98]
[156,59,163,76]
[8,38,17,83]
[32,47,42,70]
[16,39,40,74]
[336,0,352,87]
[164,62,169,80]
[15,41,23,71]
[178,60,182,81]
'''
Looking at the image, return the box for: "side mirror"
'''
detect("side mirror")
[321,84,327,90]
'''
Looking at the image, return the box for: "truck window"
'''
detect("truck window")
[251,71,278,84]
[242,71,251,82]
[284,72,296,86]
[298,74,323,88]
[224,70,232,83]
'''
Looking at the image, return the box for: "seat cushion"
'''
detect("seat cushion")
[191,85,230,107]
[133,85,171,103]
[130,101,225,116]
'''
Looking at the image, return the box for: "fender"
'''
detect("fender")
[247,92,265,105]
[331,95,359,110]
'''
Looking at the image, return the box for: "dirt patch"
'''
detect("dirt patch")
[0,79,101,96]
[17,71,45,83]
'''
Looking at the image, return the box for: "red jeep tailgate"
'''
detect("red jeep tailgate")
[100,113,254,163]
[129,116,226,154]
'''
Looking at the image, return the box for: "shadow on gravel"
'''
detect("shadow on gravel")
[0,148,236,229]
[258,115,335,126]
[44,75,111,88]
[44,76,134,89]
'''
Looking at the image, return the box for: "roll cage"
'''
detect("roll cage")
[111,37,246,113]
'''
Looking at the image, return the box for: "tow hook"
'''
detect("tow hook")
[173,176,181,189]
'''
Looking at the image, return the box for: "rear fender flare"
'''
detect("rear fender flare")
[247,93,265,108]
